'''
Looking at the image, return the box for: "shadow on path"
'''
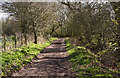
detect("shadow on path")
[12,38,74,77]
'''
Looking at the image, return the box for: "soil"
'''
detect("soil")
[11,38,75,77]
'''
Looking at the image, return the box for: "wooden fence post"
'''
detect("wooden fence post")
[15,34,17,48]
[3,34,6,52]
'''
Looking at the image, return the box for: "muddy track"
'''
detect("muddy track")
[12,38,74,77]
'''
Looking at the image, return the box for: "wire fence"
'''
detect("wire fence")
[1,35,20,52]
[1,34,48,52]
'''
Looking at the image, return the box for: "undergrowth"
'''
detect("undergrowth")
[1,37,57,76]
[66,38,119,78]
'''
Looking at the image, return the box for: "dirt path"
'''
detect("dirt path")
[12,38,73,77]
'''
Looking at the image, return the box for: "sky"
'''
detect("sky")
[0,0,119,19]
[0,0,9,19]
[0,13,8,19]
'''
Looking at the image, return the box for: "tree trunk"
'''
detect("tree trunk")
[32,21,37,44]
[61,25,62,37]
[55,31,59,37]
[34,30,37,44]
[21,34,23,46]
[21,21,27,45]
[50,26,55,36]
[24,34,27,45]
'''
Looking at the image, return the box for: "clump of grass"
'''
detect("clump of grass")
[2,37,57,76]
[66,38,114,78]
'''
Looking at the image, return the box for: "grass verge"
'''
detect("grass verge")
[2,37,57,76]
[66,38,118,78]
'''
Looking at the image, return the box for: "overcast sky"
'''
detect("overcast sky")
[0,13,8,19]
[0,0,9,19]
[0,0,119,19]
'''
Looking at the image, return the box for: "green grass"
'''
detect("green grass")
[66,38,114,78]
[1,37,57,76]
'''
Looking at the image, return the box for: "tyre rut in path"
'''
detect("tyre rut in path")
[12,38,73,77]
